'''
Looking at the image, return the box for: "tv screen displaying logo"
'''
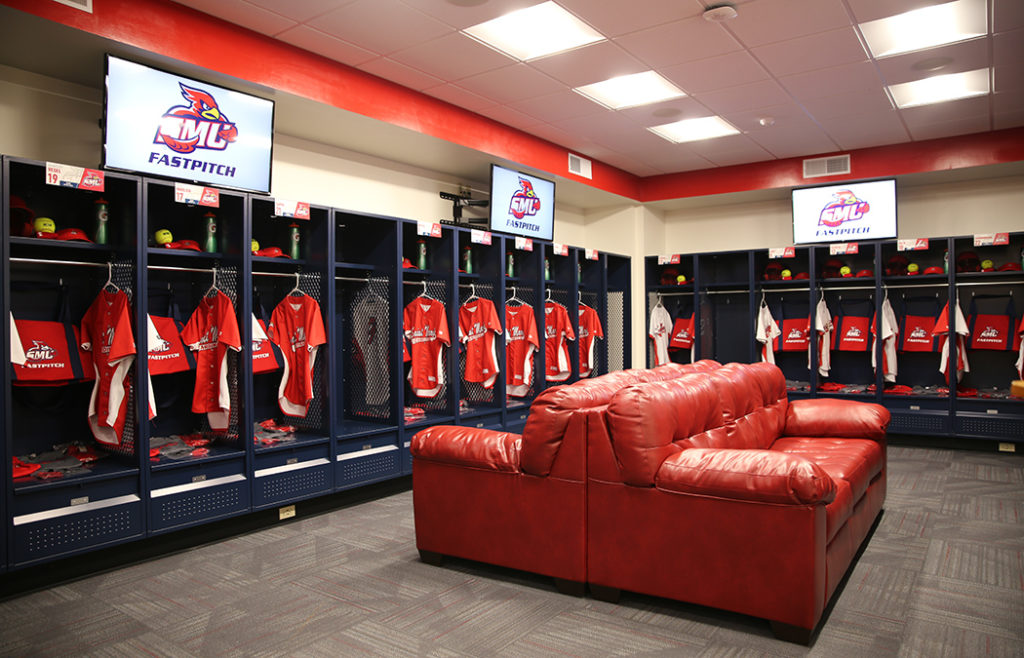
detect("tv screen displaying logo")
[792,179,896,244]
[103,55,274,194]
[489,164,555,242]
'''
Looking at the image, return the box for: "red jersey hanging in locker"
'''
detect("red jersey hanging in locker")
[544,300,575,382]
[182,290,242,431]
[268,294,327,417]
[80,288,139,446]
[459,298,502,389]
[505,303,539,397]
[577,303,603,378]
[404,296,450,398]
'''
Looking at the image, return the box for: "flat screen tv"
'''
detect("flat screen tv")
[103,55,275,194]
[792,178,897,245]
[488,164,555,242]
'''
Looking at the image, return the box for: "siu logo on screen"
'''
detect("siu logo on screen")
[818,190,871,228]
[509,177,541,220]
[154,84,238,155]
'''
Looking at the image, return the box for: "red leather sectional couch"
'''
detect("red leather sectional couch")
[411,360,889,643]
[410,360,720,593]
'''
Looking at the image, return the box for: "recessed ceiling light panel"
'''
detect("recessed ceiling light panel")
[860,0,987,59]
[574,71,686,110]
[888,68,990,108]
[648,116,739,143]
[462,2,605,61]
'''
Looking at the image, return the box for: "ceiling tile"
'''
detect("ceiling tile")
[746,121,840,159]
[994,109,1024,130]
[994,29,1024,69]
[993,0,1024,32]
[874,37,991,86]
[817,111,910,150]
[526,123,600,154]
[593,125,673,153]
[752,28,868,77]
[899,94,991,126]
[171,0,296,36]
[389,33,512,82]
[720,102,815,132]
[617,97,715,126]
[684,135,774,166]
[780,61,888,100]
[994,60,1024,92]
[801,87,895,120]
[452,63,566,104]
[421,83,497,114]
[907,114,991,141]
[550,111,647,143]
[557,0,705,38]
[529,41,646,88]
[484,104,546,132]
[727,0,852,48]
[397,0,540,30]
[508,90,606,124]
[612,17,741,69]
[661,51,769,94]
[307,0,451,56]
[358,57,445,91]
[845,0,956,23]
[694,80,792,115]
[275,25,378,67]
[994,88,1024,114]
[623,146,716,174]
[243,0,352,23]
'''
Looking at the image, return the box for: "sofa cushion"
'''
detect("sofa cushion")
[825,478,854,543]
[784,398,890,443]
[656,448,837,505]
[412,426,521,472]
[520,361,719,477]
[771,437,883,501]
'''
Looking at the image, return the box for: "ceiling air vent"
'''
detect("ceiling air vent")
[568,153,592,179]
[803,154,850,178]
[51,0,92,11]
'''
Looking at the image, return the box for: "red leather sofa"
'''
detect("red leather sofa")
[410,360,720,593]
[587,361,889,643]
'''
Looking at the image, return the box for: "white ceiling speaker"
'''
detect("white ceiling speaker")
[703,3,738,22]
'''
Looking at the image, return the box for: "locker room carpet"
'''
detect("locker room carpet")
[1,443,1022,657]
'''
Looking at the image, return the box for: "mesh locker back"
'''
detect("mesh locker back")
[106,259,137,458]
[607,290,625,373]
[458,282,497,404]
[579,289,606,377]
[347,276,392,420]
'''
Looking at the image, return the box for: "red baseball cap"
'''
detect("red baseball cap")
[998,262,1022,272]
[402,257,416,269]
[57,227,93,242]
[794,271,809,280]
[855,269,873,278]
[923,266,944,275]
[165,239,201,251]
[256,246,288,258]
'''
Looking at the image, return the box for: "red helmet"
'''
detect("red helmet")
[763,261,784,281]
[885,254,909,276]
[821,258,845,279]
[659,267,679,286]
[956,251,980,273]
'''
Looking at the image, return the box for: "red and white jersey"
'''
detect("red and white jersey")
[649,305,672,366]
[872,297,899,383]
[755,302,781,365]
[182,291,242,431]
[505,304,539,397]
[10,312,25,365]
[813,297,833,377]
[934,301,969,383]
[268,294,327,417]
[404,297,450,398]
[577,304,603,378]
[544,301,575,382]
[80,289,137,446]
[353,295,390,406]
[1015,315,1024,379]
[459,298,502,388]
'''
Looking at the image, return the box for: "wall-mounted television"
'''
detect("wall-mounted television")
[488,164,555,242]
[792,178,897,245]
[103,55,275,194]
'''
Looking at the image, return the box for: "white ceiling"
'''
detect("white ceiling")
[164,0,1024,177]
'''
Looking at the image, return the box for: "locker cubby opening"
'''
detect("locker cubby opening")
[699,251,749,288]
[144,181,246,257]
[336,212,396,268]
[814,245,876,283]
[456,231,500,279]
[401,222,452,275]
[250,198,329,265]
[880,240,949,279]
[702,290,752,365]
[755,248,810,285]
[759,289,813,388]
[885,287,950,395]
[647,290,695,367]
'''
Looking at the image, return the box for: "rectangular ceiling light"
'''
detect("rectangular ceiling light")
[574,71,685,110]
[888,68,990,108]
[859,0,986,59]
[648,116,739,143]
[462,2,605,62]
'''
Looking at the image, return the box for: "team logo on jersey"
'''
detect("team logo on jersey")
[509,177,541,220]
[289,327,307,352]
[149,337,171,353]
[819,190,870,228]
[786,328,805,340]
[252,336,265,352]
[844,326,863,338]
[978,326,1001,341]
[908,328,929,341]
[26,340,57,361]
[154,84,238,154]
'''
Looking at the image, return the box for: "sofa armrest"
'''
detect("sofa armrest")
[655,448,836,505]
[411,426,521,473]
[784,399,890,442]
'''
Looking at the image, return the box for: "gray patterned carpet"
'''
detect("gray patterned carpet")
[1,444,1022,657]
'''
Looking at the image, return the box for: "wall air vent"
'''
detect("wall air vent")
[51,0,92,11]
[568,153,592,179]
[803,154,850,178]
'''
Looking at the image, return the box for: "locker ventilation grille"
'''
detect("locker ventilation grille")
[803,155,850,178]
[568,153,592,179]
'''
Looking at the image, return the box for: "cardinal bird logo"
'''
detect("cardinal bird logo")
[509,177,542,220]
[154,84,238,154]
[818,189,871,228]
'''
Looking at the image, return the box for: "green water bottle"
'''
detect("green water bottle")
[203,211,218,253]
[416,239,428,270]
[544,257,551,281]
[93,198,109,245]
[506,251,515,277]
[461,246,473,274]
[943,249,949,274]
[289,223,301,260]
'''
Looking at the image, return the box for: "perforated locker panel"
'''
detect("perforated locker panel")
[149,479,249,532]
[13,502,143,565]
[956,414,1024,440]
[337,447,400,489]
[253,463,331,508]
[888,412,951,435]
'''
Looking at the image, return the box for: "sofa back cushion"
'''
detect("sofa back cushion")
[606,362,790,486]
[520,360,719,476]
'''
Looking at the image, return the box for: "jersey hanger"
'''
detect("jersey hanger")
[103,262,120,293]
